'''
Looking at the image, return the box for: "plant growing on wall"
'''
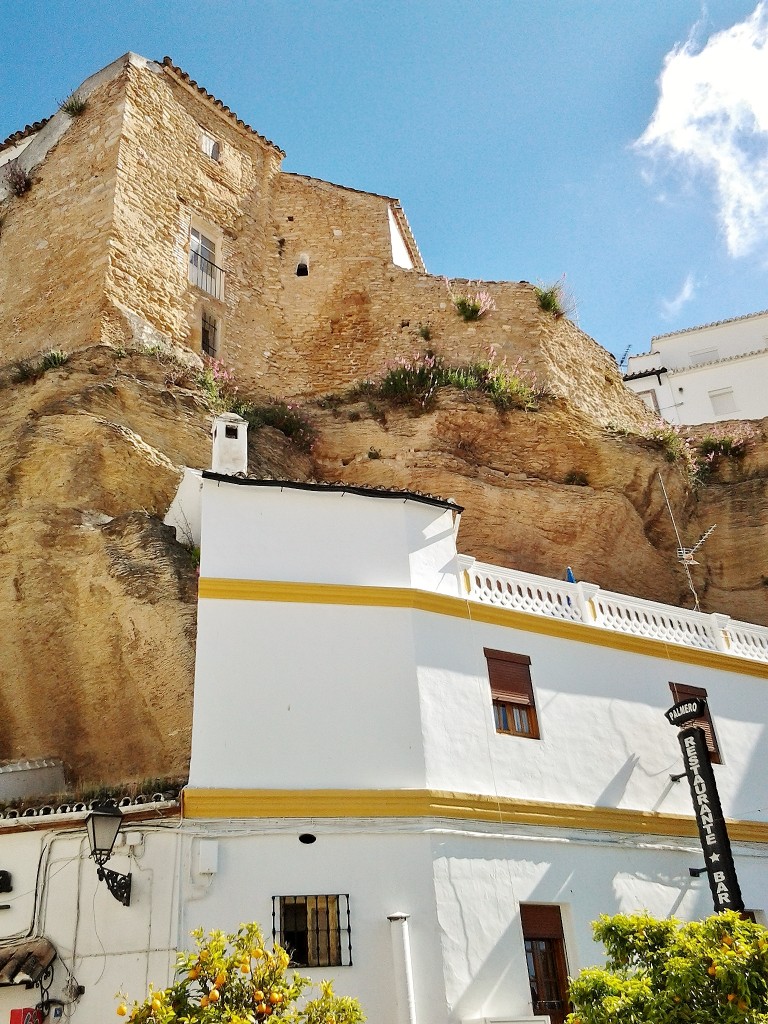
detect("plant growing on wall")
[355,348,550,412]
[445,279,497,321]
[567,911,768,1024]
[3,160,31,196]
[59,92,87,116]
[116,922,365,1024]
[534,276,576,320]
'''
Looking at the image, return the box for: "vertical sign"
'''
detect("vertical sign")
[676,724,744,912]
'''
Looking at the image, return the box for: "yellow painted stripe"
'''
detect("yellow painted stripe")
[181,787,768,843]
[197,578,768,678]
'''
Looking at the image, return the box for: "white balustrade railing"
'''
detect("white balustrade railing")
[590,589,718,651]
[458,556,768,664]
[726,620,768,662]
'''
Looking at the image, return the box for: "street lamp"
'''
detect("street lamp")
[85,805,132,907]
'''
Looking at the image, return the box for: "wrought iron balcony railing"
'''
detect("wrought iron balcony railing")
[189,251,224,299]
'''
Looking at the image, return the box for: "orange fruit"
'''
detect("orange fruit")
[200,996,209,1009]
[209,990,220,1003]
[151,999,162,1012]
[256,1002,268,1015]
[253,991,265,1002]
[215,972,226,988]
[117,1005,128,1017]
[269,992,282,1005]
[708,965,716,976]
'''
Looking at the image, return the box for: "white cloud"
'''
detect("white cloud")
[661,272,696,319]
[636,3,768,258]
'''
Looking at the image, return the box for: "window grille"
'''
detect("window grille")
[272,894,352,967]
[190,228,224,299]
[202,311,218,357]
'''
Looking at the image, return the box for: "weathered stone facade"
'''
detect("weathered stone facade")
[0,52,651,432]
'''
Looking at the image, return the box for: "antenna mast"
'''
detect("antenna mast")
[657,472,716,612]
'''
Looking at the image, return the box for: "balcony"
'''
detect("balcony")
[189,251,224,299]
[458,556,768,664]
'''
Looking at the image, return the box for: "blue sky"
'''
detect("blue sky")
[1,1,765,363]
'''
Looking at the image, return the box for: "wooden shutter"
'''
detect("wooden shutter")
[669,682,721,763]
[485,650,533,703]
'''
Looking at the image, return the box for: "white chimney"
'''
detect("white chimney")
[211,412,248,475]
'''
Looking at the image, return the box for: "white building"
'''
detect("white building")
[2,463,768,1024]
[624,309,768,424]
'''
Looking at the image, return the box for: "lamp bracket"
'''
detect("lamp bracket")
[97,866,132,907]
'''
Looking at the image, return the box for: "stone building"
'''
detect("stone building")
[0,52,645,428]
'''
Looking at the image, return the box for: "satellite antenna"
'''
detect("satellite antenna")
[657,472,716,611]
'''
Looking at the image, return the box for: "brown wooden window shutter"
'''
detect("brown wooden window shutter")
[669,682,721,763]
[485,649,540,739]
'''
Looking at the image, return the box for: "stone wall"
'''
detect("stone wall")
[0,69,126,362]
[0,54,651,433]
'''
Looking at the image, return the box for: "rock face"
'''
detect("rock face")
[2,53,767,787]
[2,345,768,787]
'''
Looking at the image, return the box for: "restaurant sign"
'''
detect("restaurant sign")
[675,722,744,912]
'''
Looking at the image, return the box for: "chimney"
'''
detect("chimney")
[211,412,248,475]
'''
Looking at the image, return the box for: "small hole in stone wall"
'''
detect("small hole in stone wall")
[298,833,317,845]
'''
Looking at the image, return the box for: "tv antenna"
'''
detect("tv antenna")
[657,472,716,611]
[618,345,631,370]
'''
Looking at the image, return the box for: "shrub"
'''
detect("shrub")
[59,92,87,116]
[117,922,364,1024]
[12,349,68,383]
[39,349,69,370]
[3,161,31,196]
[446,279,497,321]
[357,348,548,414]
[568,911,768,1024]
[417,323,432,341]
[238,401,316,453]
[534,276,576,320]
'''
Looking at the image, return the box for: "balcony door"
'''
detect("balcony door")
[520,904,570,1024]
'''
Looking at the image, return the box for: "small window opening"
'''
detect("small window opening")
[202,311,218,357]
[225,424,238,439]
[296,254,309,277]
[200,131,220,161]
[273,895,352,967]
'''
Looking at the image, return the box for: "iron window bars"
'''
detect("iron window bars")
[272,894,352,967]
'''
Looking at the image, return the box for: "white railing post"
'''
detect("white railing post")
[710,613,731,653]
[576,583,600,626]
[456,555,476,596]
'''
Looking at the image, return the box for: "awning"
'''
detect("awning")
[0,938,56,986]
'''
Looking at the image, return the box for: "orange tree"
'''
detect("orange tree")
[568,911,768,1024]
[117,922,365,1024]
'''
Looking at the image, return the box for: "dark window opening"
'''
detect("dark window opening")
[521,904,570,1024]
[225,424,238,439]
[272,895,352,967]
[485,649,540,739]
[296,262,309,276]
[202,311,218,357]
[670,682,722,763]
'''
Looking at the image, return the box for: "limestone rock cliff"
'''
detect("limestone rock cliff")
[1,342,766,786]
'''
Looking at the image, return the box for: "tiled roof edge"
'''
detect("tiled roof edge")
[652,308,768,341]
[160,57,285,157]
[0,118,52,153]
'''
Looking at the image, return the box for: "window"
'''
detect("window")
[201,310,218,357]
[485,649,539,738]
[272,895,352,967]
[669,682,721,763]
[189,227,223,299]
[709,387,738,417]
[296,252,309,276]
[200,130,220,161]
[637,389,660,414]
[521,904,571,1024]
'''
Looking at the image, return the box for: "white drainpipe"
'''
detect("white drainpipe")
[388,913,417,1024]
